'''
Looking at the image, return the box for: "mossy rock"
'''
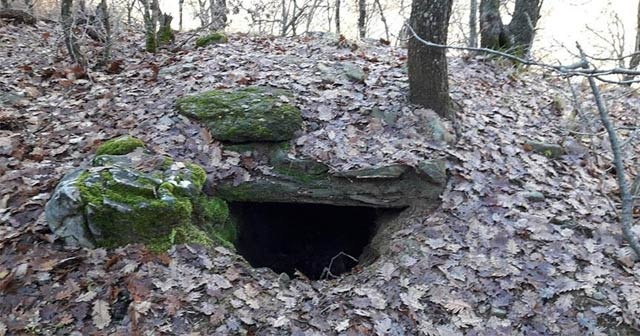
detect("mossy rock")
[96,135,145,156]
[195,32,228,47]
[176,86,302,143]
[45,150,234,252]
[215,145,447,208]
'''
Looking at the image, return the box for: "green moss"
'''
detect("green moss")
[160,156,174,170]
[96,136,145,156]
[172,224,214,246]
[186,163,207,189]
[195,32,228,48]
[158,26,175,45]
[176,87,302,143]
[76,168,193,249]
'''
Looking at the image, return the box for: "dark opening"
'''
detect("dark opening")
[231,202,383,280]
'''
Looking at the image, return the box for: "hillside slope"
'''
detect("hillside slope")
[1,22,639,335]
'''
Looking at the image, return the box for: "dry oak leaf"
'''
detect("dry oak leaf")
[92,299,111,330]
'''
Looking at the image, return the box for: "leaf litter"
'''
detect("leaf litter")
[0,21,639,335]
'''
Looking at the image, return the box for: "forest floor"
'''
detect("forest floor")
[1,21,640,335]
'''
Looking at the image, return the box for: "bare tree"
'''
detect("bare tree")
[480,0,542,56]
[469,0,478,47]
[624,1,640,83]
[335,0,340,34]
[139,0,156,52]
[408,0,453,119]
[357,0,365,38]
[179,0,184,30]
[210,0,226,30]
[98,0,111,64]
[61,0,87,66]
[373,0,389,41]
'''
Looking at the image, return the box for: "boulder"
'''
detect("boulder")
[45,137,234,251]
[176,86,302,143]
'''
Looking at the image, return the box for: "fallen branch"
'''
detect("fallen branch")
[576,43,640,258]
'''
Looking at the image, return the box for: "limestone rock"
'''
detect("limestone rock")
[176,86,302,143]
[217,145,446,208]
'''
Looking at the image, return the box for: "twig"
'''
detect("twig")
[404,23,640,81]
[320,251,358,279]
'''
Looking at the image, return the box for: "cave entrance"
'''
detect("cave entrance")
[231,202,395,280]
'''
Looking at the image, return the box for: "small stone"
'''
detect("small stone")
[524,141,565,158]
[523,191,545,202]
[491,307,508,318]
[343,63,366,83]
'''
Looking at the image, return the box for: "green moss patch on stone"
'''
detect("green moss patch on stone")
[72,162,234,252]
[96,136,145,156]
[176,86,302,143]
[76,167,193,249]
[195,32,228,47]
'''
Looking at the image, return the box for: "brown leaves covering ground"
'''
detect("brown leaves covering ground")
[1,21,640,335]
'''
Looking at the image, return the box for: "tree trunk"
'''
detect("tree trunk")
[373,0,389,41]
[468,0,478,47]
[179,0,183,30]
[480,0,541,56]
[61,0,87,66]
[281,0,287,35]
[139,0,157,52]
[624,1,640,83]
[98,0,111,65]
[358,0,366,38]
[408,0,453,119]
[210,0,226,30]
[508,0,541,56]
[335,0,340,34]
[479,0,507,49]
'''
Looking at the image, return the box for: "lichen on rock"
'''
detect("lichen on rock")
[176,86,302,143]
[46,137,234,252]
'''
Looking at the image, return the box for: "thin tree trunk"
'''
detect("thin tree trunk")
[125,0,134,27]
[139,0,157,52]
[373,0,389,41]
[179,0,183,30]
[291,0,297,35]
[61,0,86,66]
[469,0,478,47]
[335,0,340,34]
[624,0,640,83]
[99,0,111,65]
[281,0,287,35]
[305,0,321,33]
[408,0,453,119]
[358,0,366,38]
